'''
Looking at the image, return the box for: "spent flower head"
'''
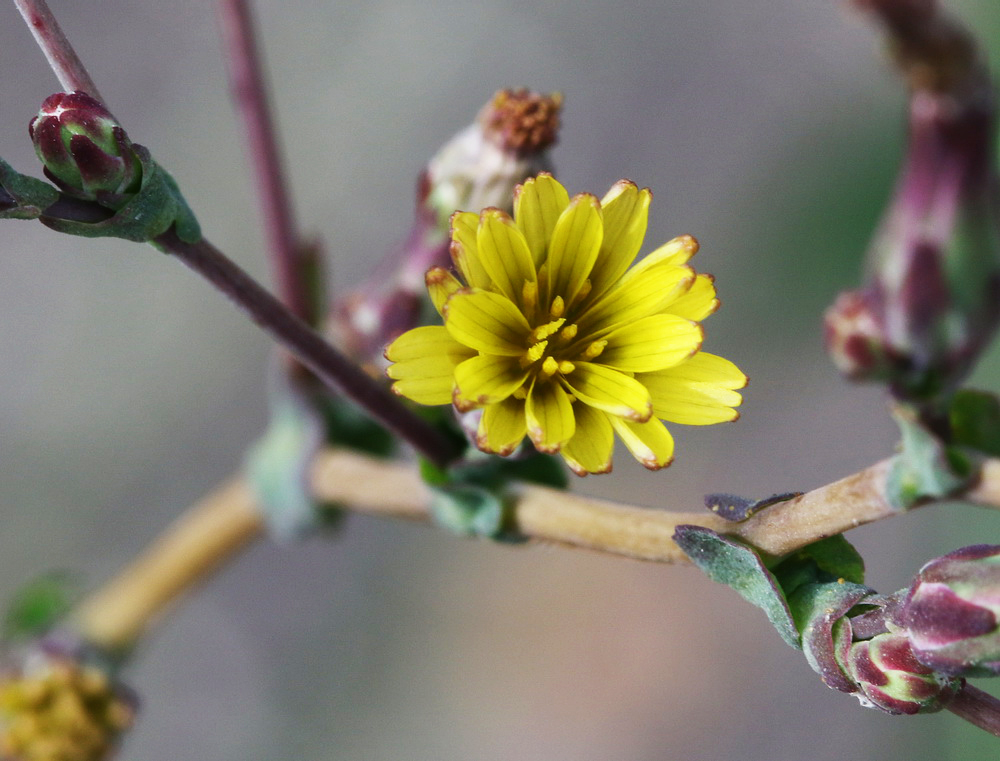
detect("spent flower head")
[385,173,746,475]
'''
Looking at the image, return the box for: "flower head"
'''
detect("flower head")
[385,174,746,475]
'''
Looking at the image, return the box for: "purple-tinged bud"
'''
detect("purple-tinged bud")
[824,288,897,381]
[846,631,961,715]
[830,1,1000,400]
[28,91,141,203]
[895,544,1000,676]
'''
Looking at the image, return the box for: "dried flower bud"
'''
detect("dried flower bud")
[0,642,135,761]
[331,88,561,370]
[895,544,1000,676]
[846,631,960,714]
[29,92,141,204]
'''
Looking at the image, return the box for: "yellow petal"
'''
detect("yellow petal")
[598,314,703,373]
[385,326,473,405]
[560,403,614,475]
[450,211,491,288]
[563,363,652,422]
[525,380,575,452]
[426,267,463,317]
[635,234,699,269]
[610,416,675,469]
[589,181,651,298]
[546,193,603,307]
[444,290,531,356]
[578,264,694,337]
[477,396,528,455]
[477,208,537,306]
[639,352,747,425]
[664,273,719,321]
[454,354,529,410]
[514,173,570,266]
[385,325,470,363]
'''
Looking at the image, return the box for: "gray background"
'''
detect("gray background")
[2,0,1000,758]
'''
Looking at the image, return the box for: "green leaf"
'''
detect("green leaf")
[788,580,871,692]
[428,484,504,538]
[673,525,799,648]
[772,535,866,593]
[950,389,1000,457]
[887,402,970,508]
[3,572,80,643]
[0,158,59,220]
[40,147,200,243]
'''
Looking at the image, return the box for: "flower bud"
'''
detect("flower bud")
[895,544,1000,676]
[846,631,960,714]
[0,639,135,761]
[29,91,141,203]
[828,3,1000,400]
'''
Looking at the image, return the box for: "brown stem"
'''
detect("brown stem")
[156,229,463,469]
[217,0,313,324]
[12,0,104,101]
[946,683,1000,737]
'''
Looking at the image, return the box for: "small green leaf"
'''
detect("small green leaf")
[673,525,799,648]
[3,572,79,643]
[428,484,504,537]
[0,159,59,220]
[887,402,969,508]
[950,389,1000,457]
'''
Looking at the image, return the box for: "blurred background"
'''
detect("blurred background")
[2,0,1000,758]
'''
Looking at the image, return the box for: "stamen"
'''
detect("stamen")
[550,295,565,318]
[523,340,548,365]
[583,340,607,359]
[559,323,578,342]
[513,387,528,399]
[558,360,576,374]
[530,318,566,343]
[541,356,559,377]
[576,279,592,302]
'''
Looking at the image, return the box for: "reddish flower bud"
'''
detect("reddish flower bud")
[896,544,1000,676]
[29,92,141,203]
[847,631,960,714]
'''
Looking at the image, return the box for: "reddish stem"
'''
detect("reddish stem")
[12,0,104,101]
[217,0,312,324]
[946,683,1000,737]
[155,228,463,470]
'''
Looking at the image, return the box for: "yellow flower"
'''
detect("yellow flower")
[385,173,746,475]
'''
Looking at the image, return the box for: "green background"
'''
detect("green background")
[1,0,1000,758]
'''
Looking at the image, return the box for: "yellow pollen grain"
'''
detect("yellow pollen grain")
[541,357,559,377]
[584,340,607,359]
[550,295,565,318]
[558,360,575,374]
[559,324,578,341]
[530,318,565,343]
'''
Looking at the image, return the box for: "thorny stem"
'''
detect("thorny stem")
[217,0,314,324]
[74,448,1000,652]
[155,229,463,469]
[11,0,103,101]
[946,683,1000,738]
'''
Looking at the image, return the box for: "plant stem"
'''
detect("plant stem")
[73,447,1000,652]
[12,0,104,101]
[156,229,463,469]
[217,0,313,324]
[946,683,1000,737]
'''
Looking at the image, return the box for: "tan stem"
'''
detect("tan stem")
[73,449,1000,652]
